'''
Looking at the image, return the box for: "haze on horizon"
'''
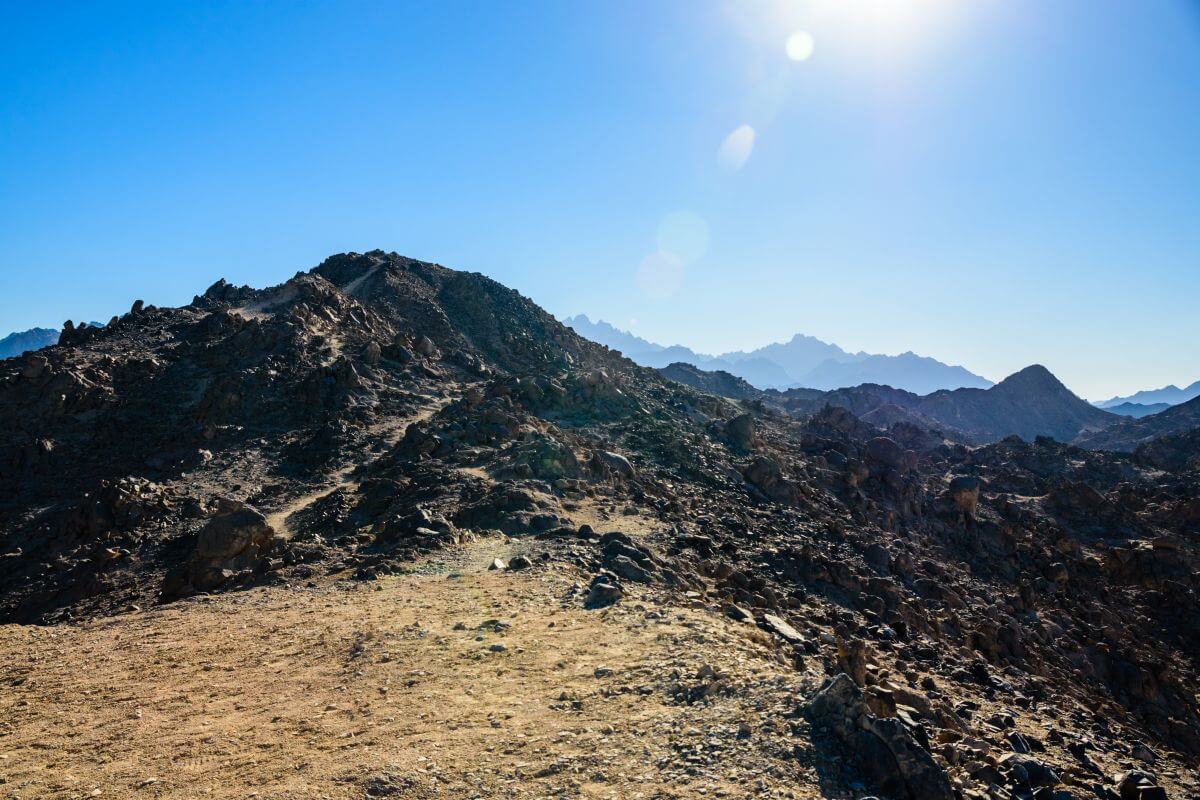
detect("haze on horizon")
[1,1,1198,400]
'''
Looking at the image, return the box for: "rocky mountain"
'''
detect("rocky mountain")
[0,327,60,359]
[1076,393,1200,451]
[914,364,1117,444]
[1106,401,1172,418]
[696,364,1117,446]
[564,315,993,393]
[1096,379,1200,409]
[2,251,1198,799]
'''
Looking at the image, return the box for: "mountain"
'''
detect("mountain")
[560,314,664,360]
[1075,393,1200,451]
[761,364,1113,444]
[563,316,993,393]
[793,351,993,394]
[0,327,59,359]
[562,315,792,386]
[721,332,857,380]
[908,364,1114,443]
[656,362,760,400]
[3,251,1199,797]
[1105,401,1171,418]
[1096,379,1200,409]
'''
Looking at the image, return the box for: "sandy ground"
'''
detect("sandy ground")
[0,536,822,800]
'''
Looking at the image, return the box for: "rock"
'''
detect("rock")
[866,437,905,471]
[999,753,1059,788]
[805,673,954,800]
[864,543,891,572]
[414,336,436,357]
[361,341,382,365]
[167,499,275,596]
[949,475,981,516]
[725,413,757,451]
[585,574,623,609]
[488,558,507,570]
[761,614,805,646]
[591,450,635,480]
[1112,770,1168,800]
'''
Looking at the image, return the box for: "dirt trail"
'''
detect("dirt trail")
[0,537,815,800]
[265,401,445,540]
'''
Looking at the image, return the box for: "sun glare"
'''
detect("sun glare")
[785,30,815,61]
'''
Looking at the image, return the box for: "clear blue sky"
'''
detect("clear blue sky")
[2,1,1198,399]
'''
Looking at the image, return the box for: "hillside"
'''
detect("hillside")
[1,251,1198,800]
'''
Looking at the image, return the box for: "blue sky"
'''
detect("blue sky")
[1,1,1198,399]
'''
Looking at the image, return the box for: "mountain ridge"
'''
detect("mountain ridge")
[563,314,993,394]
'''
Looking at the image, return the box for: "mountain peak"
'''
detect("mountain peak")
[997,364,1066,393]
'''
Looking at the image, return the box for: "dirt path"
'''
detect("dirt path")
[265,401,446,540]
[0,538,818,800]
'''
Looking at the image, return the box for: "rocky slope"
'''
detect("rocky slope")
[2,250,1198,800]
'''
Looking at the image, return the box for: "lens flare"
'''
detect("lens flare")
[717,125,756,172]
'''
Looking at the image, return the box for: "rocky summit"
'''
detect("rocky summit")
[2,250,1199,800]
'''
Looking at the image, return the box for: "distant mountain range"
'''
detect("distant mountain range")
[1075,393,1200,451]
[0,327,59,359]
[1095,380,1200,409]
[562,315,992,394]
[1103,401,1171,418]
[661,361,1117,446]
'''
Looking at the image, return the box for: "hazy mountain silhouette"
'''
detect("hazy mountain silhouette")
[1105,401,1171,418]
[794,352,992,394]
[563,315,992,393]
[0,328,60,359]
[1095,380,1200,409]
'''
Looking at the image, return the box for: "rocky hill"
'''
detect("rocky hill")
[667,365,1117,446]
[914,365,1117,444]
[657,361,761,401]
[1,250,1198,800]
[1076,394,1200,452]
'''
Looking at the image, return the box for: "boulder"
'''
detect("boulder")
[866,437,905,471]
[183,500,276,593]
[725,413,757,451]
[591,450,635,480]
[806,673,953,800]
[948,475,981,516]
